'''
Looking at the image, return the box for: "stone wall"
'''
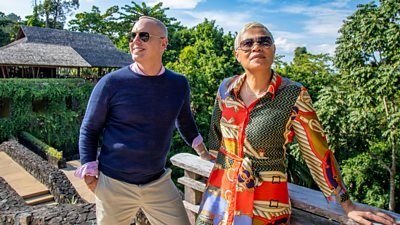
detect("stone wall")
[0,140,152,225]
[0,177,96,225]
[0,140,83,204]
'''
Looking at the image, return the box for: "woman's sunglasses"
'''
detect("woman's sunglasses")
[128,32,164,43]
[238,36,274,51]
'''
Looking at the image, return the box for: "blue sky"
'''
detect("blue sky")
[1,0,372,61]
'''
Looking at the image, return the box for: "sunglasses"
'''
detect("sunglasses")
[238,36,274,51]
[128,32,164,43]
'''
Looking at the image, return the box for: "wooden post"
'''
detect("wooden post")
[1,66,6,78]
[183,170,201,224]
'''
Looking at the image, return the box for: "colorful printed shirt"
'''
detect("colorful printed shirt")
[196,72,348,225]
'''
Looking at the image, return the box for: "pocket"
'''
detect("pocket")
[94,173,103,196]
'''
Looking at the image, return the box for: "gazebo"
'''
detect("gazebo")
[0,25,132,78]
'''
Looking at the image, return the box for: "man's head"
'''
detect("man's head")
[129,16,168,65]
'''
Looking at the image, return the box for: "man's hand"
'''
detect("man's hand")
[84,175,98,193]
[342,200,400,225]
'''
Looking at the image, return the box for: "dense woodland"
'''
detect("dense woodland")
[0,0,399,212]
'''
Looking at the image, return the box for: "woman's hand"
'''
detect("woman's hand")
[342,200,399,225]
[200,151,213,162]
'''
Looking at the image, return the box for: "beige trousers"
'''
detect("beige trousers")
[95,169,190,225]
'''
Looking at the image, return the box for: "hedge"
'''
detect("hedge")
[0,79,93,158]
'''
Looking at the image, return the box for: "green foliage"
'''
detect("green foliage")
[167,19,241,141]
[341,152,392,209]
[20,131,63,159]
[317,0,400,211]
[165,19,242,182]
[35,0,79,29]
[275,47,335,102]
[0,12,21,46]
[65,195,78,204]
[0,79,93,158]
[68,5,120,40]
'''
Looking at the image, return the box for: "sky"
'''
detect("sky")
[0,0,373,61]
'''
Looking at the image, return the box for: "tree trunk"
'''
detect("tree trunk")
[45,12,49,28]
[389,137,397,211]
[54,0,60,28]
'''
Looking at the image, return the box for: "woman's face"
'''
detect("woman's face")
[235,28,275,72]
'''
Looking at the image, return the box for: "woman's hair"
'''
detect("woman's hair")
[234,22,274,50]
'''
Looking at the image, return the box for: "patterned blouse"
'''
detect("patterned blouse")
[196,72,348,225]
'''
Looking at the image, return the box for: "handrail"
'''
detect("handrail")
[171,153,400,225]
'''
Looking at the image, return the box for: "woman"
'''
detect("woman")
[196,22,398,225]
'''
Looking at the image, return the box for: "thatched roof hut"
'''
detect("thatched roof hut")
[0,26,132,78]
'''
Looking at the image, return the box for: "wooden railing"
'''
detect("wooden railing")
[171,153,400,225]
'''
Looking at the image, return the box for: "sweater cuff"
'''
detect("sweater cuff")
[191,134,203,148]
[74,161,98,179]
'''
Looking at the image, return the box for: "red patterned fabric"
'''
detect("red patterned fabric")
[196,72,347,225]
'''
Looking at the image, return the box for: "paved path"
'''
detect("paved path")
[0,151,95,204]
[61,160,95,203]
[0,151,54,205]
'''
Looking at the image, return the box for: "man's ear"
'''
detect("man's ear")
[161,38,168,50]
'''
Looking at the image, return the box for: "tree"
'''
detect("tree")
[36,0,79,29]
[276,47,335,102]
[294,46,307,58]
[167,19,241,139]
[0,12,21,46]
[317,0,400,211]
[68,5,120,39]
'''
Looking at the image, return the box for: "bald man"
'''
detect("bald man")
[76,16,211,225]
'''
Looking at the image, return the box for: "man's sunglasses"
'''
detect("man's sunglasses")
[238,36,274,51]
[128,32,164,43]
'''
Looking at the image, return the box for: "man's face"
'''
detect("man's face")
[129,19,168,64]
[235,28,275,71]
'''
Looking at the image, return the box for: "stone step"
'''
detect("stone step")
[25,192,54,205]
[22,189,50,199]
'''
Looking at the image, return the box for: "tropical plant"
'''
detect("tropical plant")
[317,0,400,211]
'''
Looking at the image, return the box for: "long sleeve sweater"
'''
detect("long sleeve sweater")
[79,66,200,184]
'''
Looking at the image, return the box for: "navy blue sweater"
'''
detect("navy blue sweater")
[79,66,199,184]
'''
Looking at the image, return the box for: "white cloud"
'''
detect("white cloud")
[328,0,352,8]
[147,0,205,9]
[174,10,252,33]
[304,16,342,36]
[280,3,351,37]
[0,0,33,18]
[274,36,303,54]
[309,43,336,55]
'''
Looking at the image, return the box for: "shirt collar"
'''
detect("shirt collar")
[226,70,282,100]
[130,62,165,76]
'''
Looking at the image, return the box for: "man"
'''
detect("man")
[75,16,211,225]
